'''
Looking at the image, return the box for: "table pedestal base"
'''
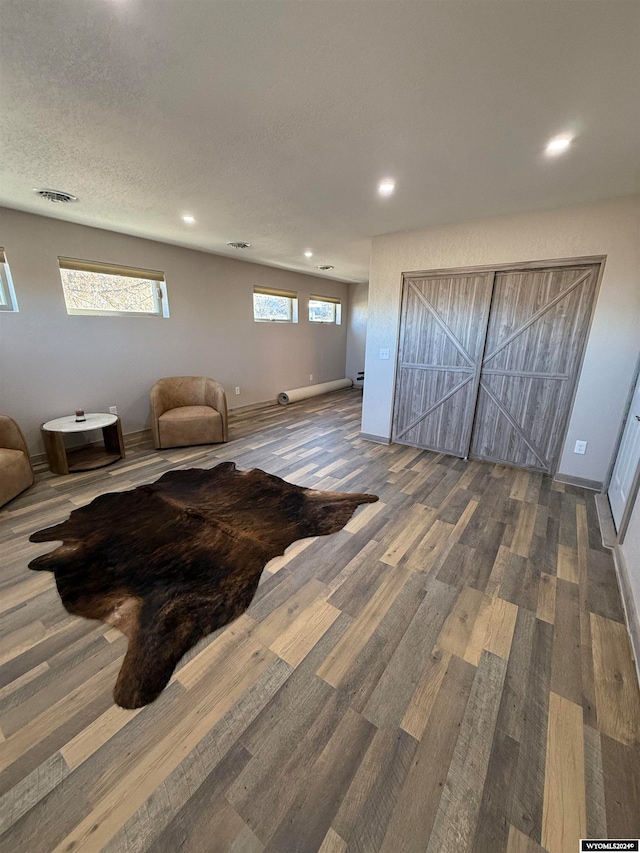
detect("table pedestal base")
[41,419,126,475]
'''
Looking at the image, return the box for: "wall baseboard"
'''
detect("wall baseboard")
[31,402,278,469]
[594,492,617,548]
[123,428,153,448]
[612,540,640,688]
[553,472,603,492]
[31,428,153,469]
[358,432,391,445]
[595,494,640,687]
[229,399,277,414]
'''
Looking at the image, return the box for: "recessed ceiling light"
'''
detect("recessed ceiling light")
[545,135,573,156]
[182,215,196,224]
[378,179,395,197]
[34,188,78,203]
[304,250,313,258]
[227,241,251,249]
[317,264,334,271]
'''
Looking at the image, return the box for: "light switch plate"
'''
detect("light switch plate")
[379,348,390,360]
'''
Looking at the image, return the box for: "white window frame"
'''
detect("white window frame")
[309,294,342,325]
[58,257,170,318]
[253,286,299,323]
[0,250,19,312]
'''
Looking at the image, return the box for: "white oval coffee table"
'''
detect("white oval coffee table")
[41,413,126,474]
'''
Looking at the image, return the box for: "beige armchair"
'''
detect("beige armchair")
[0,415,35,507]
[150,377,228,449]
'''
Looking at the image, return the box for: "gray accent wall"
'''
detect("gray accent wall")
[361,195,640,484]
[0,208,350,454]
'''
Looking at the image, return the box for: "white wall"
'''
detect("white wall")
[362,195,640,484]
[0,208,350,454]
[345,281,368,383]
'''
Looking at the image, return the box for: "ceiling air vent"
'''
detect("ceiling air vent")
[317,264,334,271]
[35,189,78,203]
[227,241,251,249]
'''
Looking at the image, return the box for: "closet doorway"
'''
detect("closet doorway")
[392,257,604,474]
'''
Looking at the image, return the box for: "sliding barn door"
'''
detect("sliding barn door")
[392,272,494,456]
[470,264,599,473]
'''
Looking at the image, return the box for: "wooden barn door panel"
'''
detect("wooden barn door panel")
[470,265,599,473]
[392,272,494,456]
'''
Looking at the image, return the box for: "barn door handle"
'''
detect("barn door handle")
[636,414,640,421]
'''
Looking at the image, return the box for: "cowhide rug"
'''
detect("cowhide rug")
[28,462,377,708]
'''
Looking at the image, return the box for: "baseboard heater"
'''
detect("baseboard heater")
[277,378,353,405]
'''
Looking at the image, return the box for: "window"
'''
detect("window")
[309,294,341,324]
[0,249,19,312]
[253,286,298,322]
[58,257,169,317]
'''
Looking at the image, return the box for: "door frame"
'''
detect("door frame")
[392,255,607,474]
[606,353,640,543]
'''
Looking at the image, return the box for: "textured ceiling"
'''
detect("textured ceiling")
[1,1,639,283]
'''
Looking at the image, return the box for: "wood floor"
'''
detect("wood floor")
[1,390,639,853]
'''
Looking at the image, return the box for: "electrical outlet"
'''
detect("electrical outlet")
[235,386,240,395]
[574,440,587,454]
[380,348,390,360]
[309,374,313,382]
[109,406,118,415]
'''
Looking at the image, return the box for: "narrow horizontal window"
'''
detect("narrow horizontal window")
[253,286,298,323]
[309,294,341,324]
[58,257,169,317]
[0,249,19,312]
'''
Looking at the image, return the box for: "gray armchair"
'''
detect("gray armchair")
[150,377,228,449]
